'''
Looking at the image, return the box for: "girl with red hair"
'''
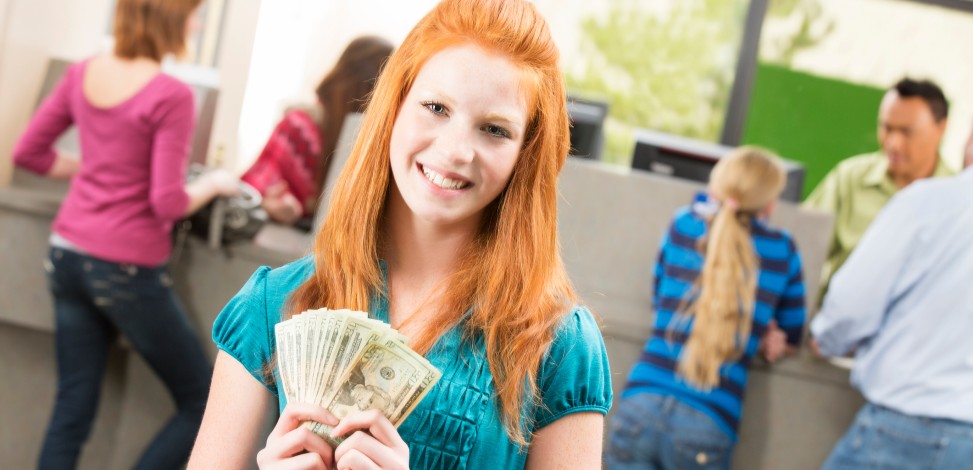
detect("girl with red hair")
[189,0,612,468]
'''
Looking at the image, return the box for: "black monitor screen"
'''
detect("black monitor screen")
[567,98,608,160]
[631,129,805,202]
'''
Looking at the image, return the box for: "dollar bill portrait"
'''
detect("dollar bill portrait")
[348,384,392,413]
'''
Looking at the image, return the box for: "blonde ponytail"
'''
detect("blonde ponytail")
[677,147,785,389]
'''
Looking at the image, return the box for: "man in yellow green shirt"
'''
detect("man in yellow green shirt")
[804,78,955,300]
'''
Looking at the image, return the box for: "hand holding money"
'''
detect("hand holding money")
[274,308,442,448]
[256,403,339,469]
[331,409,411,470]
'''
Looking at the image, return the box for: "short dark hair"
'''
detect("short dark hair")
[891,78,949,122]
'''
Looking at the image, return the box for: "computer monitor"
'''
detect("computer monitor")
[567,97,608,160]
[631,129,805,202]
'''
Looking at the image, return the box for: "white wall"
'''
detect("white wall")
[205,0,262,172]
[234,0,440,173]
[0,0,263,182]
[234,0,334,174]
[0,0,112,186]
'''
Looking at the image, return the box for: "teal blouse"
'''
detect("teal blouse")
[213,256,613,469]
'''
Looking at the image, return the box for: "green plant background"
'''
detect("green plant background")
[741,64,883,198]
[563,0,874,198]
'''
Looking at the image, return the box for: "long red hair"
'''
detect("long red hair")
[289,0,575,445]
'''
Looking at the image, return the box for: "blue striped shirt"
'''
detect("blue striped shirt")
[622,206,806,440]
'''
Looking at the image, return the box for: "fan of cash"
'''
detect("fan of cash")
[275,308,442,447]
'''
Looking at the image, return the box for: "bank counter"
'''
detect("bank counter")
[0,158,863,469]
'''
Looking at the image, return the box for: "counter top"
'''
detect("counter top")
[0,186,63,215]
[0,185,312,335]
[0,185,312,266]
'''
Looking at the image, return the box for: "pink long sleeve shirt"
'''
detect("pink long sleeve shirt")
[13,60,195,266]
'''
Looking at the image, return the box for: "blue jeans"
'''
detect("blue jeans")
[822,402,973,470]
[605,393,734,470]
[38,248,212,470]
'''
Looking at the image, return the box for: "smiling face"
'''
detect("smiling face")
[387,43,528,233]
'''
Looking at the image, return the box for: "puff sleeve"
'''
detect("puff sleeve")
[533,305,613,429]
[212,265,278,395]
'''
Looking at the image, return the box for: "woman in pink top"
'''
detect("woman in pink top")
[12,0,237,468]
[241,36,393,227]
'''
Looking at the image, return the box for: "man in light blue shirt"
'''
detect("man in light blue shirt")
[811,167,973,469]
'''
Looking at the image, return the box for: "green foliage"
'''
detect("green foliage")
[742,64,883,199]
[565,0,749,165]
[763,0,834,66]
[565,0,833,166]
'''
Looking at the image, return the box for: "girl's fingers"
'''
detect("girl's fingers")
[334,430,402,468]
[331,410,409,469]
[330,409,406,450]
[270,403,339,439]
[277,451,329,470]
[334,447,381,470]
[257,404,339,469]
[258,426,333,467]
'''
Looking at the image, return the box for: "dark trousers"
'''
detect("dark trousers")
[38,248,212,470]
